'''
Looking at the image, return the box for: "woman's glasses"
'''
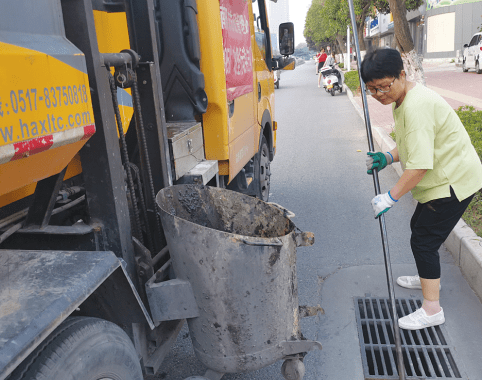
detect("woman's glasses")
[365,79,395,95]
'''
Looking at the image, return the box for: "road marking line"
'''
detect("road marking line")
[428,85,482,109]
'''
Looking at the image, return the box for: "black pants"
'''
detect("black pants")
[410,187,474,279]
[317,62,324,73]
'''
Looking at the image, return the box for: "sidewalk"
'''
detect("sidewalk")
[345,61,482,303]
[350,60,482,136]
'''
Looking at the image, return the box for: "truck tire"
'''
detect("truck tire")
[254,135,271,202]
[8,317,143,380]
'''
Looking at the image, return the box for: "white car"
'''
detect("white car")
[463,32,482,74]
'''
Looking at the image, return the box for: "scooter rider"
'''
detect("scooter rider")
[323,52,342,85]
[362,48,482,330]
[324,52,336,67]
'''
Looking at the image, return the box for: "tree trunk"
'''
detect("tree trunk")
[335,34,345,56]
[387,0,425,85]
[355,2,373,56]
[357,22,366,52]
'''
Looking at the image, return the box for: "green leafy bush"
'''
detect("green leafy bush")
[344,70,360,94]
[456,106,482,236]
[464,191,482,237]
[337,62,344,69]
[456,106,482,158]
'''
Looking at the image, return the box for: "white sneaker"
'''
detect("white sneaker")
[398,308,445,330]
[396,275,441,290]
[397,275,422,289]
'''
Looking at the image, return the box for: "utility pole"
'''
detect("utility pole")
[347,25,351,71]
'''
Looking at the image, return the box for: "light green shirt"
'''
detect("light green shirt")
[393,83,482,203]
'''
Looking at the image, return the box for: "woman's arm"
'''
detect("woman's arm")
[386,147,426,200]
[390,168,427,200]
[388,147,399,162]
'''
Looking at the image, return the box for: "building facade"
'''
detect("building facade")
[364,0,482,59]
[268,0,290,54]
[424,0,482,59]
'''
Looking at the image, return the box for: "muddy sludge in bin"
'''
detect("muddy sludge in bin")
[156,185,322,379]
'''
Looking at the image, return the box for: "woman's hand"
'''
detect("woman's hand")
[366,152,393,174]
[371,192,398,218]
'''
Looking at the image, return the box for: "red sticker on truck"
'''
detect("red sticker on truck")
[220,0,254,101]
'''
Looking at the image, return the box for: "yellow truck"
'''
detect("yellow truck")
[0,0,298,379]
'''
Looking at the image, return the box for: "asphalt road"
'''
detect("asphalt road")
[146,61,482,380]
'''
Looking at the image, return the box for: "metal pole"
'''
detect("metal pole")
[347,25,351,71]
[346,1,406,379]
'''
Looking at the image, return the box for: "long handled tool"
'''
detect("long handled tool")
[346,1,406,379]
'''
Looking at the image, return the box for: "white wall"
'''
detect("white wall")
[426,12,455,53]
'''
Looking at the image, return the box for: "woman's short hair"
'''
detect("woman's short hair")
[360,48,404,83]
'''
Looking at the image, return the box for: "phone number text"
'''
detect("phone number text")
[0,85,89,117]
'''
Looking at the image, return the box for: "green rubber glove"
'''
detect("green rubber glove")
[366,152,393,174]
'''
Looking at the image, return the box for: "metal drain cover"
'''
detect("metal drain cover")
[354,297,465,379]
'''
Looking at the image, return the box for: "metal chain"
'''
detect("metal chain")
[107,69,144,245]
[127,162,155,252]
[130,73,164,251]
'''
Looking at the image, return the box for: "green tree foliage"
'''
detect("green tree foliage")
[373,0,423,14]
[304,0,423,51]
[304,0,350,52]
[318,0,350,42]
[304,0,327,50]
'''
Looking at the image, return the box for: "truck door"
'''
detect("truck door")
[197,0,258,184]
[220,0,257,181]
[475,35,482,68]
[468,34,479,67]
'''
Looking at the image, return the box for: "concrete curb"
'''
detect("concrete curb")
[345,84,482,301]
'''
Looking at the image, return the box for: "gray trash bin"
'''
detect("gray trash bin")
[156,185,322,380]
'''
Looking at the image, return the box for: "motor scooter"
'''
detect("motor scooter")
[320,65,343,96]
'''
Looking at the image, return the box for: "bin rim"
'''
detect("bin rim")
[156,185,299,243]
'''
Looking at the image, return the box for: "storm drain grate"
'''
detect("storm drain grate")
[354,297,465,379]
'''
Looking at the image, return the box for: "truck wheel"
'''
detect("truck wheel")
[462,59,468,72]
[476,60,482,74]
[8,317,143,380]
[254,135,270,202]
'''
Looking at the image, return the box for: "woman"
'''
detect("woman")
[323,52,336,67]
[322,52,342,87]
[316,48,327,87]
[362,48,482,330]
